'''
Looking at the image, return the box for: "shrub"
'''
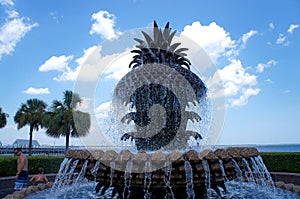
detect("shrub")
[260,152,300,173]
[0,156,17,177]
[0,156,64,177]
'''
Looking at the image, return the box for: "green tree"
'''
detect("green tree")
[0,107,9,128]
[14,99,47,156]
[45,90,91,152]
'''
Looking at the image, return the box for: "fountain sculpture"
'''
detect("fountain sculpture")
[16,21,299,199]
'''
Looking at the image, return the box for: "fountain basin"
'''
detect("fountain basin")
[7,147,298,199]
[61,147,264,198]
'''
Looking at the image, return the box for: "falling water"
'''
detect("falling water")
[75,160,89,183]
[91,160,101,181]
[71,160,89,198]
[90,160,101,192]
[255,156,274,186]
[202,159,212,198]
[66,160,79,182]
[51,158,72,193]
[218,159,228,181]
[242,158,255,183]
[164,159,174,199]
[110,161,116,187]
[144,160,152,199]
[218,159,229,196]
[184,160,195,199]
[250,157,266,185]
[51,158,69,186]
[50,159,78,197]
[231,159,242,181]
[123,160,133,199]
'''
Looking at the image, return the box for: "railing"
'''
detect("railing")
[0,147,66,156]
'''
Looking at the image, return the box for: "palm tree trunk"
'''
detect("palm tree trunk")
[29,126,33,156]
[65,132,70,155]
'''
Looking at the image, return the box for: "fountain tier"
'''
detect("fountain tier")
[64,147,264,198]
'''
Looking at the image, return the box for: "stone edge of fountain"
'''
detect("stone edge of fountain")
[3,182,52,199]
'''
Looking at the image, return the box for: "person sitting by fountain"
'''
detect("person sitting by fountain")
[29,167,48,185]
[13,148,28,190]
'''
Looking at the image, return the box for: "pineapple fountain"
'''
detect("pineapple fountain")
[20,22,299,199]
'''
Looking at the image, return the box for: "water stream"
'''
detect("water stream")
[202,158,212,198]
[184,160,195,199]
[242,158,255,183]
[123,160,133,199]
[164,159,174,199]
[143,160,152,199]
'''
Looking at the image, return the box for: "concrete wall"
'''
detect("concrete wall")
[271,172,300,186]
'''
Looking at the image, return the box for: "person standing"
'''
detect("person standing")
[13,148,28,190]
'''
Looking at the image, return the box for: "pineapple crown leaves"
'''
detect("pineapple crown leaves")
[129,21,191,69]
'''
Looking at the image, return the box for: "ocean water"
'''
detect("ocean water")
[216,144,300,152]
[255,144,300,152]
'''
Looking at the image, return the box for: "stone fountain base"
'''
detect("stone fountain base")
[65,147,260,198]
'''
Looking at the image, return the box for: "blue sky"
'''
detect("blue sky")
[0,0,299,147]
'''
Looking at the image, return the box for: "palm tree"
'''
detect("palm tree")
[45,90,91,152]
[14,99,47,156]
[0,107,9,128]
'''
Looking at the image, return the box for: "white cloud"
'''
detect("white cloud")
[77,97,92,111]
[256,59,276,73]
[38,55,80,81]
[53,66,79,81]
[283,90,291,94]
[287,24,299,33]
[182,21,235,62]
[49,12,63,23]
[75,46,131,82]
[0,0,14,6]
[39,55,73,72]
[219,59,257,88]
[38,45,130,82]
[103,51,132,80]
[208,59,259,107]
[269,22,275,30]
[95,101,111,119]
[241,30,257,44]
[230,88,260,107]
[23,87,50,95]
[90,10,122,40]
[0,10,38,60]
[181,21,265,107]
[274,24,299,46]
[276,33,287,44]
[265,78,273,84]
